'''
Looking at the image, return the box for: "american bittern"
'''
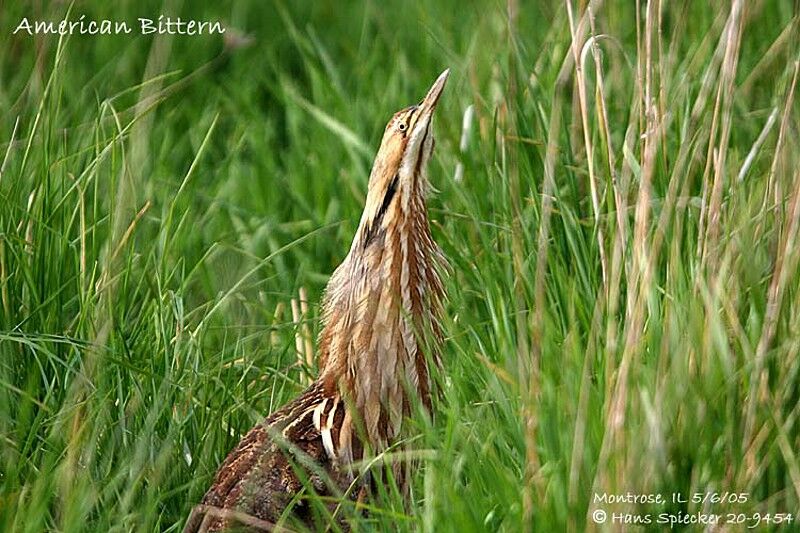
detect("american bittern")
[184,69,450,532]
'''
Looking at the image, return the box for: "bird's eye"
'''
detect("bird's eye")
[398,123,407,132]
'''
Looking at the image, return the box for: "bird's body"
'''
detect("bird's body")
[185,70,449,532]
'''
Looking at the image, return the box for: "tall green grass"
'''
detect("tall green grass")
[1,0,799,531]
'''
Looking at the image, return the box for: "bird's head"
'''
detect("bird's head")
[357,69,449,244]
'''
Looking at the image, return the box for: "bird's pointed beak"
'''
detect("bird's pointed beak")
[395,69,449,183]
[405,69,449,145]
[417,69,450,122]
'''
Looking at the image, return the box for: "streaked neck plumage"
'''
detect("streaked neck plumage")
[316,71,449,457]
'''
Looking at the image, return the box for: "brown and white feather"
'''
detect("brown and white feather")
[184,69,450,532]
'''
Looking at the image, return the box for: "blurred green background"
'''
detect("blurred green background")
[1,0,799,531]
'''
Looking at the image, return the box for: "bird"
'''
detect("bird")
[184,69,450,532]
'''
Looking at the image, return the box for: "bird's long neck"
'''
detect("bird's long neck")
[316,177,445,455]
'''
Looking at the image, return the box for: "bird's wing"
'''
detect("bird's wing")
[185,380,351,532]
